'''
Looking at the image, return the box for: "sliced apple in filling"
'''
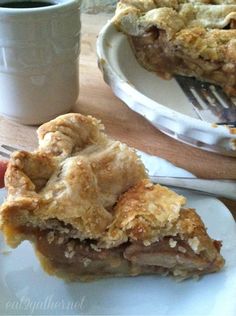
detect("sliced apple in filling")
[0,114,224,281]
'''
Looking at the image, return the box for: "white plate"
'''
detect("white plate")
[0,154,236,316]
[97,22,236,157]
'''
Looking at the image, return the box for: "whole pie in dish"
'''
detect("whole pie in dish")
[0,114,224,281]
[113,0,236,96]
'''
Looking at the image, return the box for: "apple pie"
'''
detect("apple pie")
[0,113,224,281]
[113,0,236,96]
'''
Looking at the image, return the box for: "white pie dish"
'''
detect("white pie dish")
[0,152,236,316]
[96,21,236,157]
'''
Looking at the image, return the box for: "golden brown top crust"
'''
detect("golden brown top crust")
[0,114,147,243]
[99,179,186,248]
[113,0,236,62]
[99,180,218,260]
[37,113,107,159]
[0,114,217,261]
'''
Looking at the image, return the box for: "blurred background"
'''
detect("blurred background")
[82,0,117,13]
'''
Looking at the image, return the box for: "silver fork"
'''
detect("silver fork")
[150,176,236,201]
[175,75,236,127]
[0,144,21,158]
[0,144,235,200]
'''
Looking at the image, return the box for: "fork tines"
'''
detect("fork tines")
[0,144,19,159]
[175,75,236,127]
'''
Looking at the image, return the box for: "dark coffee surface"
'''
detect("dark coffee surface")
[0,1,55,8]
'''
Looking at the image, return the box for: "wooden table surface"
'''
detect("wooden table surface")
[0,14,235,217]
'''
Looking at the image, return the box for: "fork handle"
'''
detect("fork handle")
[149,176,236,201]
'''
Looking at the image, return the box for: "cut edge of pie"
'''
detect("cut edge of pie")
[0,113,225,281]
[113,0,236,96]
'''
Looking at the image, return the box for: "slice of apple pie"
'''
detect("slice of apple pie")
[0,113,224,281]
[113,0,236,96]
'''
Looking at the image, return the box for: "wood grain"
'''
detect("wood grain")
[0,13,235,217]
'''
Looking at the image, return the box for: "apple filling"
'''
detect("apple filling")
[129,27,236,96]
[14,226,223,281]
[0,113,225,281]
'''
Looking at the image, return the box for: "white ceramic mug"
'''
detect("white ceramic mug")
[0,0,81,124]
